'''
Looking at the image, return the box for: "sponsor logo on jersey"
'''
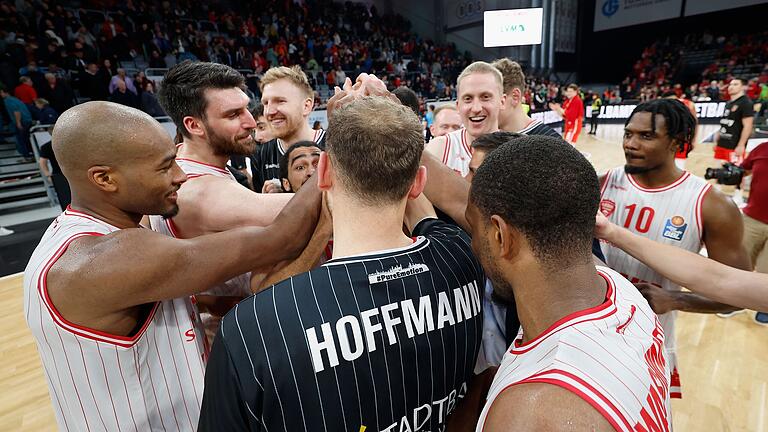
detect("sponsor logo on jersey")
[368,263,429,284]
[662,216,688,241]
[600,199,616,217]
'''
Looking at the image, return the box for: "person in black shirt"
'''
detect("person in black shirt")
[37,132,71,210]
[199,97,485,432]
[715,77,755,161]
[254,66,325,193]
[109,79,139,109]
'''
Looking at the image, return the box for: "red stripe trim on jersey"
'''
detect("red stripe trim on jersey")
[461,129,472,156]
[694,184,711,243]
[521,372,633,431]
[627,171,690,193]
[175,158,230,175]
[38,233,161,348]
[441,136,450,165]
[511,271,617,355]
[185,173,211,179]
[64,206,119,228]
[599,169,613,197]
[166,218,181,238]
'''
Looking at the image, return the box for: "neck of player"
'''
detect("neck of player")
[630,159,684,189]
[499,103,531,132]
[329,195,413,260]
[511,258,607,344]
[279,124,317,150]
[68,196,142,229]
[177,135,230,168]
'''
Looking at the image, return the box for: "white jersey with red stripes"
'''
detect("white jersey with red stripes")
[24,208,207,432]
[476,266,671,432]
[149,157,251,297]
[437,128,472,177]
[600,167,711,398]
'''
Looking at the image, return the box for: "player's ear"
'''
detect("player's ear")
[407,166,427,199]
[88,165,118,192]
[281,178,292,192]
[303,97,314,116]
[490,215,520,260]
[182,116,205,138]
[317,151,333,191]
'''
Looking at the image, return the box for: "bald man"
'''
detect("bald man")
[23,101,322,431]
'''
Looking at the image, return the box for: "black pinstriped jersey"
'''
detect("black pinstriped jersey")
[199,219,484,432]
[251,130,326,191]
[517,118,561,138]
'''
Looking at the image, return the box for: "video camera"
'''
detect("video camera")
[704,162,745,186]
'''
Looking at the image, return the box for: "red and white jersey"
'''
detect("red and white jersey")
[149,157,251,297]
[600,167,711,398]
[476,267,671,432]
[436,128,472,177]
[24,208,207,431]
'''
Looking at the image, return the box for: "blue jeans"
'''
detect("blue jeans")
[14,124,31,158]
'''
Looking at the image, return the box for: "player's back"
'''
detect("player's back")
[201,219,485,432]
[24,208,206,431]
[477,266,671,432]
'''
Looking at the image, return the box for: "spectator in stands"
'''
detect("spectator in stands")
[32,98,58,124]
[79,63,109,101]
[0,86,33,160]
[40,73,74,115]
[708,80,721,100]
[149,50,166,68]
[139,81,165,117]
[109,79,139,109]
[14,76,37,105]
[109,68,137,94]
[24,63,47,94]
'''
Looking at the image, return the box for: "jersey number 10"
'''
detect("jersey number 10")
[624,204,655,233]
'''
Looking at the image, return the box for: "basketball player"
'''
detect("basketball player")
[254,66,326,193]
[199,97,486,432]
[549,84,584,144]
[600,98,751,398]
[467,135,670,431]
[154,61,310,332]
[429,105,462,138]
[23,102,322,431]
[491,58,560,137]
[229,102,272,187]
[279,141,321,192]
[595,211,768,312]
[424,61,506,177]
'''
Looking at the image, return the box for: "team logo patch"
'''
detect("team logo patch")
[663,216,688,241]
[600,199,616,217]
[368,263,429,284]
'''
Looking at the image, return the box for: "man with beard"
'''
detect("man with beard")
[424,61,506,177]
[153,61,314,336]
[599,98,750,398]
[254,66,326,193]
[24,101,322,431]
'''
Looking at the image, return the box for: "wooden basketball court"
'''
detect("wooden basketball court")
[1,124,765,431]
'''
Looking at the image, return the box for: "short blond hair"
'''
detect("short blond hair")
[260,66,314,99]
[457,61,504,96]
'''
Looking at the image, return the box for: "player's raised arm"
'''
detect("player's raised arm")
[596,212,768,311]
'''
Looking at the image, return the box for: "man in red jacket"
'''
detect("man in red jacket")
[550,83,584,144]
[14,77,37,105]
